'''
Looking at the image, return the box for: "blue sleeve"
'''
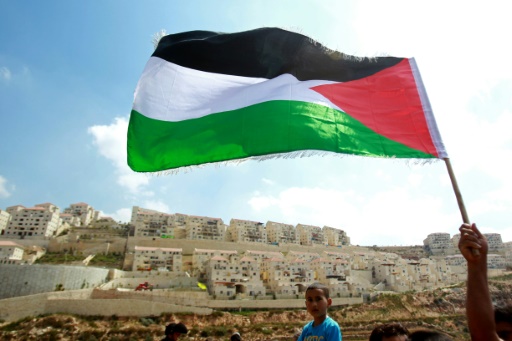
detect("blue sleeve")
[328,321,342,341]
[297,322,309,341]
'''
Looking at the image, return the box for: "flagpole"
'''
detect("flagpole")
[444,157,479,255]
[444,158,469,224]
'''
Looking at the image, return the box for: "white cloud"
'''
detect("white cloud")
[248,185,458,246]
[0,176,12,199]
[103,200,170,224]
[88,117,150,193]
[142,200,170,213]
[102,207,132,223]
[261,178,275,185]
[0,67,11,81]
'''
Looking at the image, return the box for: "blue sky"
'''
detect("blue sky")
[1,1,511,246]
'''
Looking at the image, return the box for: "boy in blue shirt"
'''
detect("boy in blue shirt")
[298,283,342,341]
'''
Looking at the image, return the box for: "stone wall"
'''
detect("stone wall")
[0,289,212,322]
[0,288,362,322]
[126,237,366,256]
[0,264,109,299]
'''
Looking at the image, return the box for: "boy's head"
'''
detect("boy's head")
[409,329,453,341]
[495,304,512,341]
[369,323,409,341]
[165,322,188,341]
[304,283,331,323]
[305,282,330,299]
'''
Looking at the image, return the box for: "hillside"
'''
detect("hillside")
[1,275,511,341]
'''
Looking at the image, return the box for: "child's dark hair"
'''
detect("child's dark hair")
[494,303,512,323]
[305,282,330,298]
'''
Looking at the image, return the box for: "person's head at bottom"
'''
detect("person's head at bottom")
[230,332,242,341]
[409,329,452,341]
[164,322,188,341]
[369,323,409,341]
[495,305,512,341]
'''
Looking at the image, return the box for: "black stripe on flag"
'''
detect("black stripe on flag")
[153,27,405,82]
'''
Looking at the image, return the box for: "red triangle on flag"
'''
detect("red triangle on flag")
[311,59,439,157]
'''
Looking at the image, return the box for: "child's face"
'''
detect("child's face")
[305,288,331,320]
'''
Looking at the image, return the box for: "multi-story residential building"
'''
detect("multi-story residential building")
[192,248,237,276]
[5,203,61,238]
[423,233,456,255]
[131,206,169,225]
[185,215,226,241]
[239,256,266,297]
[59,213,81,227]
[0,240,24,264]
[484,233,503,252]
[227,219,267,243]
[63,202,98,227]
[503,241,512,251]
[0,209,11,235]
[260,256,299,296]
[296,224,325,246]
[205,255,237,298]
[352,252,374,270]
[244,250,284,264]
[266,221,298,244]
[286,250,320,262]
[445,254,467,267]
[323,251,351,262]
[204,254,266,298]
[131,206,183,238]
[323,226,351,246]
[311,257,349,296]
[133,246,182,271]
[487,254,506,269]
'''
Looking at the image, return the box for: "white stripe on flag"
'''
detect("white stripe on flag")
[132,57,340,122]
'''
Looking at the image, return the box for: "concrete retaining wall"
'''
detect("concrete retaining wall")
[0,288,362,323]
[0,290,212,322]
[0,264,109,299]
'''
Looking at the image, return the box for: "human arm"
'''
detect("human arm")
[458,223,501,341]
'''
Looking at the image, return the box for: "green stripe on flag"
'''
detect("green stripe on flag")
[128,100,436,172]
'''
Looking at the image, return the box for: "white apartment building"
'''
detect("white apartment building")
[205,255,237,298]
[59,213,81,227]
[266,221,298,244]
[323,251,351,262]
[296,224,325,246]
[5,203,61,238]
[286,250,320,262]
[261,257,299,296]
[63,202,98,226]
[323,226,351,246]
[0,240,24,264]
[488,254,506,269]
[192,248,237,276]
[503,241,512,251]
[484,233,503,252]
[0,209,11,235]
[238,256,267,296]
[244,250,284,264]
[311,257,350,296]
[352,252,375,270]
[185,215,226,241]
[445,254,467,267]
[227,218,267,243]
[131,206,172,225]
[205,254,266,298]
[133,246,182,271]
[423,233,456,255]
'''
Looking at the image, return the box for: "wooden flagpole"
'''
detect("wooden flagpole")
[444,158,479,255]
[444,158,469,224]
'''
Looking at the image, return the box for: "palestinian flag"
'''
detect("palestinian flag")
[128,27,447,172]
